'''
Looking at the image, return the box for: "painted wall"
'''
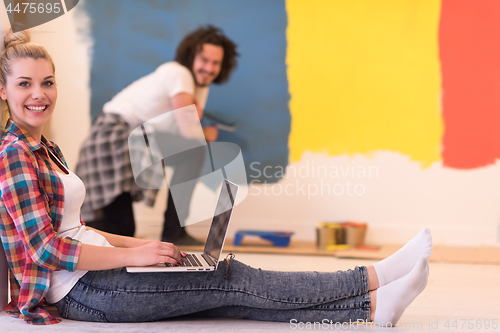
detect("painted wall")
[277,0,500,245]
[287,0,443,166]
[2,0,499,246]
[440,1,500,169]
[82,0,290,182]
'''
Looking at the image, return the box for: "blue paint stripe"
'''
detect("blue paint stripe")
[80,0,290,183]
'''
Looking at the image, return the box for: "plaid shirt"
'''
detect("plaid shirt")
[0,120,82,325]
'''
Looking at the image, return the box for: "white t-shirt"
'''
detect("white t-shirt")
[45,169,113,304]
[103,61,209,130]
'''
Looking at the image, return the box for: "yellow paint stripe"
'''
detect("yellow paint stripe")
[286,0,443,166]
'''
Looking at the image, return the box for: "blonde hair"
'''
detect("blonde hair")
[0,26,55,129]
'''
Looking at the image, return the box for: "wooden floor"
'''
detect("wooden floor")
[1,252,499,332]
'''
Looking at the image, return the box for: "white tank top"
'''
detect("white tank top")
[45,168,113,304]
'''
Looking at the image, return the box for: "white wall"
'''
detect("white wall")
[136,151,500,247]
[235,152,500,246]
[0,3,92,169]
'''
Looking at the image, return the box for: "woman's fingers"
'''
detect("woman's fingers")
[159,254,180,265]
[158,241,183,263]
[131,241,185,266]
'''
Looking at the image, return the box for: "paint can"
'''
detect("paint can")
[0,244,8,311]
[316,222,343,249]
[342,222,367,247]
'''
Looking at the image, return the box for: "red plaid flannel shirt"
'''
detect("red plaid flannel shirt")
[0,119,82,325]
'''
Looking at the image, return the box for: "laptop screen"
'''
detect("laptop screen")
[203,180,238,261]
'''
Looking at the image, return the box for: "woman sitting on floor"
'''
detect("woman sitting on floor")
[0,27,432,326]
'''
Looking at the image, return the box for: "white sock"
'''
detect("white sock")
[373,227,432,287]
[373,255,429,326]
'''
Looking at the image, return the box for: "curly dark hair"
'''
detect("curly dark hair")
[175,25,238,85]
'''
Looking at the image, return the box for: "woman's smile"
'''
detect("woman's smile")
[25,104,49,113]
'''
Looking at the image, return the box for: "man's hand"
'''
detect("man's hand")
[193,97,202,119]
[203,126,218,142]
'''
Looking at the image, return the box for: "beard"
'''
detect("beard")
[194,70,216,87]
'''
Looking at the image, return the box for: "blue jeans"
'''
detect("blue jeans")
[54,258,371,323]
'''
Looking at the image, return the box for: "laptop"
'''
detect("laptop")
[126,179,238,273]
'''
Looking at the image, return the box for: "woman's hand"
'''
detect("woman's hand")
[76,242,187,271]
[129,241,187,267]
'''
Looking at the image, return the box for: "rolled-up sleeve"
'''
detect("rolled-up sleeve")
[0,146,81,272]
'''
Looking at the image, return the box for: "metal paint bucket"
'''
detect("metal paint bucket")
[342,222,367,247]
[316,222,344,249]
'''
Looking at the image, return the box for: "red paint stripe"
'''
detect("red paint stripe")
[440,1,500,169]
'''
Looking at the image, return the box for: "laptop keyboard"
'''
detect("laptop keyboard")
[165,254,203,267]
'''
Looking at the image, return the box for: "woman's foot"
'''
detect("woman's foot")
[373,255,429,326]
[373,227,432,287]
